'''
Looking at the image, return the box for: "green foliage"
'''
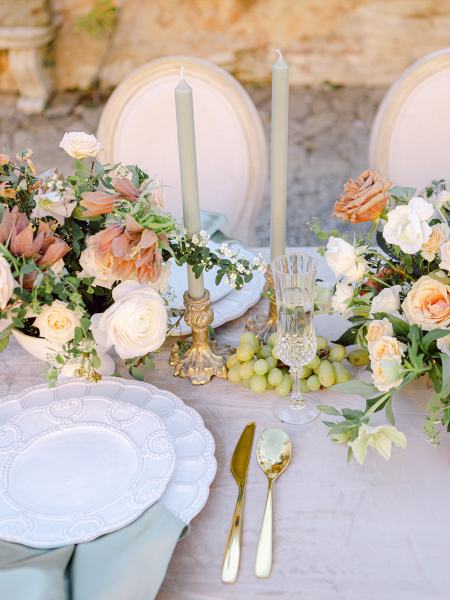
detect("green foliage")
[76,0,118,37]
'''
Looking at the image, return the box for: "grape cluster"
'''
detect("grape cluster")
[226,332,367,395]
[226,332,293,396]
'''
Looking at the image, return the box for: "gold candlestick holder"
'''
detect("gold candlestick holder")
[246,267,277,342]
[170,290,229,385]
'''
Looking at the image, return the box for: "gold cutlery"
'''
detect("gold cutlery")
[221,421,256,584]
[255,428,292,578]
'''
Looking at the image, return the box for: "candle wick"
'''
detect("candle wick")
[275,48,283,60]
[180,65,185,79]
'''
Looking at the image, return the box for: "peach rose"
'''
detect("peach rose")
[333,170,392,224]
[421,223,449,261]
[402,275,450,330]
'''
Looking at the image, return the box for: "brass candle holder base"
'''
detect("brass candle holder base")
[170,290,229,385]
[246,268,277,342]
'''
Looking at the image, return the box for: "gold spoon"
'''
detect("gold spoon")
[255,428,292,578]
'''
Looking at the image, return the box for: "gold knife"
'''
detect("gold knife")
[221,421,256,584]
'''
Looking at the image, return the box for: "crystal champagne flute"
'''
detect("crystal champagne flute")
[271,253,319,425]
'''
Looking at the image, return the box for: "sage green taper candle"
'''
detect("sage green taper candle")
[270,50,289,262]
[175,68,205,299]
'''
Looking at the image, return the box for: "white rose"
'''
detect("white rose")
[0,256,15,310]
[421,223,449,261]
[382,196,433,254]
[34,300,80,346]
[366,318,394,347]
[331,282,354,318]
[437,333,450,356]
[434,189,450,211]
[31,189,76,225]
[91,280,167,359]
[59,132,102,159]
[325,237,367,282]
[439,240,450,272]
[79,246,118,289]
[370,285,402,316]
[150,262,170,294]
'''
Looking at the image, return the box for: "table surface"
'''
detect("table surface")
[0,248,449,600]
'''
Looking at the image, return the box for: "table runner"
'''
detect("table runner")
[0,248,449,600]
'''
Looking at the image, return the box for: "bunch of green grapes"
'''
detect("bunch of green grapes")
[227,332,368,395]
[226,332,292,396]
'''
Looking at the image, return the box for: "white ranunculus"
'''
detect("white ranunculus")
[90,280,167,359]
[434,189,450,211]
[370,285,402,316]
[31,189,76,225]
[382,196,433,254]
[331,282,354,319]
[437,333,450,356]
[421,223,450,261]
[34,300,80,346]
[79,246,118,289]
[366,318,394,347]
[0,256,15,310]
[325,237,367,282]
[59,132,102,159]
[439,240,450,272]
[349,424,407,465]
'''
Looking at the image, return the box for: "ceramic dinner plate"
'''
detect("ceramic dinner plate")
[0,378,216,530]
[169,245,265,335]
[168,241,231,309]
[0,395,175,548]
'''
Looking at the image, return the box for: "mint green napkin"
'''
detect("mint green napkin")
[0,502,187,600]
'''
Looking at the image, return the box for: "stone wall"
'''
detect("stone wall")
[1,0,450,93]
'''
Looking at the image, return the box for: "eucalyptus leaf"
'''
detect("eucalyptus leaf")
[331,378,378,399]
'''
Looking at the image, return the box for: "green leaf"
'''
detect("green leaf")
[421,329,449,353]
[331,378,378,399]
[130,366,144,381]
[317,404,341,416]
[341,408,365,420]
[439,353,450,399]
[332,325,360,346]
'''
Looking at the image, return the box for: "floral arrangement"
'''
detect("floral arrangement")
[314,169,450,464]
[0,132,262,382]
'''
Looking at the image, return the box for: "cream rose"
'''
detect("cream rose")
[31,189,76,225]
[434,189,450,211]
[382,196,433,254]
[325,237,367,282]
[331,282,354,318]
[0,256,15,310]
[79,246,118,289]
[366,318,394,347]
[402,275,450,330]
[91,280,167,359]
[421,223,449,261]
[369,335,404,363]
[35,300,80,346]
[370,285,402,316]
[439,240,450,272]
[59,132,102,159]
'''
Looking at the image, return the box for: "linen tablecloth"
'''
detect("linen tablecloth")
[0,248,449,600]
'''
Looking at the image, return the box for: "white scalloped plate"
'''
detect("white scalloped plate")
[169,244,264,335]
[0,378,216,526]
[0,395,175,548]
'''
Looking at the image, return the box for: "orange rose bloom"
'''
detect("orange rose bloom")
[334,169,392,224]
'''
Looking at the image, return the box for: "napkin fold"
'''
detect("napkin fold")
[0,502,187,600]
